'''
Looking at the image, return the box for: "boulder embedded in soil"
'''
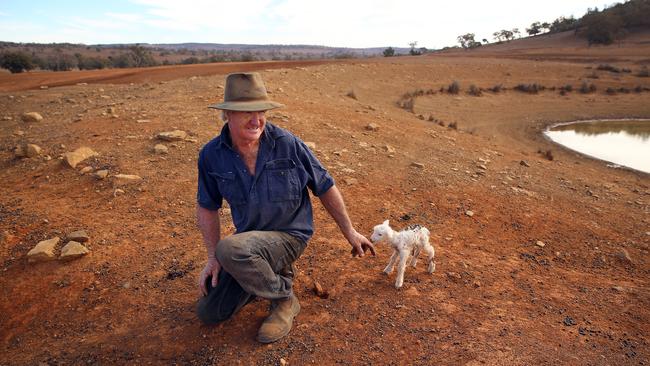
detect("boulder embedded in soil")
[64,147,98,168]
[112,174,143,186]
[60,241,90,261]
[21,112,43,122]
[153,144,169,154]
[66,230,90,243]
[157,130,187,141]
[27,237,60,263]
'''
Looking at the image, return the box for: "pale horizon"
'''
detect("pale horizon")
[1,0,612,49]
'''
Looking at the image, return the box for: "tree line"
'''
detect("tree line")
[456,0,650,49]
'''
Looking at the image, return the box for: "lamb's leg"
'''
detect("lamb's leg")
[383,250,398,274]
[410,247,421,268]
[395,250,409,288]
[424,244,436,273]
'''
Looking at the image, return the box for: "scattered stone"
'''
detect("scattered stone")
[64,147,98,168]
[153,144,169,155]
[136,119,151,123]
[313,280,329,299]
[465,210,474,217]
[612,286,625,292]
[21,112,43,122]
[112,174,143,186]
[478,164,488,170]
[113,188,125,196]
[25,144,42,157]
[107,107,116,114]
[94,170,109,180]
[411,162,424,169]
[27,237,60,263]
[535,241,545,248]
[344,177,358,185]
[66,230,90,243]
[563,316,576,326]
[80,166,94,174]
[2,116,12,121]
[446,272,462,281]
[60,241,89,261]
[615,249,633,264]
[520,160,530,167]
[365,123,379,131]
[305,141,316,150]
[157,130,187,141]
[383,145,396,153]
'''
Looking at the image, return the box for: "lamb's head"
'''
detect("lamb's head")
[371,220,393,243]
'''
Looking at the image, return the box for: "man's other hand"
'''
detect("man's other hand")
[198,258,221,296]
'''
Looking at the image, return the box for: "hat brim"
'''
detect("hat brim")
[208,100,284,111]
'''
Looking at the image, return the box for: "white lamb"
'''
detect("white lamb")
[370,220,436,288]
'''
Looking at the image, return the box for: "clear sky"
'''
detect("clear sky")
[0,0,612,49]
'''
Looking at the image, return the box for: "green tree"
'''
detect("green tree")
[0,52,34,73]
[383,47,395,57]
[408,41,421,55]
[527,22,542,36]
[457,33,482,49]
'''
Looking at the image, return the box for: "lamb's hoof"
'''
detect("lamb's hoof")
[428,263,436,273]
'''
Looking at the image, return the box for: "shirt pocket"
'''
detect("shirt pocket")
[208,171,246,206]
[265,159,301,202]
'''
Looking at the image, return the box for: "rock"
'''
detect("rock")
[536,241,545,248]
[14,144,42,158]
[478,164,488,170]
[465,210,474,217]
[107,107,116,114]
[60,241,89,261]
[520,160,530,167]
[563,316,576,326]
[66,230,90,243]
[305,141,316,150]
[313,280,329,298]
[113,188,125,196]
[411,162,424,168]
[280,358,287,366]
[112,174,143,186]
[136,119,151,123]
[2,116,13,121]
[383,145,396,153]
[64,147,98,168]
[612,286,624,292]
[446,272,462,281]
[27,237,60,263]
[80,166,94,174]
[615,249,632,264]
[344,177,358,185]
[21,112,43,122]
[365,123,379,131]
[94,170,109,179]
[26,144,42,157]
[153,144,169,155]
[157,130,187,141]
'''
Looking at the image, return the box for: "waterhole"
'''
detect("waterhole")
[544,119,650,174]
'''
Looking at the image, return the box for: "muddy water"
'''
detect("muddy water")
[544,119,650,173]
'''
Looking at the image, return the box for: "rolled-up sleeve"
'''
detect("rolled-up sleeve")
[296,140,335,196]
[197,147,222,210]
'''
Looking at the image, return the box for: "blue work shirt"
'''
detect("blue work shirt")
[197,122,335,243]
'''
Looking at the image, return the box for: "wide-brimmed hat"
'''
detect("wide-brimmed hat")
[208,72,284,111]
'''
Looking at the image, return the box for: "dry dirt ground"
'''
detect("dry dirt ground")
[1,36,649,365]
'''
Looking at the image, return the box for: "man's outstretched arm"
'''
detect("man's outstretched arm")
[318,185,375,257]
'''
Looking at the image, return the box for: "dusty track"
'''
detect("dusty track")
[0,38,649,365]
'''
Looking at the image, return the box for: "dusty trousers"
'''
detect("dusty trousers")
[197,230,306,325]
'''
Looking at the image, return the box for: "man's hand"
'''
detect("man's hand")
[198,257,221,296]
[347,230,376,257]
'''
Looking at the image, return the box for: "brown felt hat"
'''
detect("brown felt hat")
[208,72,284,111]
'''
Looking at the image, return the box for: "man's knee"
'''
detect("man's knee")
[196,301,231,325]
[215,236,250,268]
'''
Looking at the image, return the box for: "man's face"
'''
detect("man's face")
[226,110,267,145]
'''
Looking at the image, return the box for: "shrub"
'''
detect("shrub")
[488,84,504,93]
[597,64,621,73]
[448,122,458,130]
[447,81,460,94]
[0,52,34,73]
[637,67,649,77]
[560,84,573,92]
[383,47,395,57]
[346,90,357,100]
[634,86,643,93]
[579,82,597,93]
[514,83,544,94]
[617,87,630,93]
[586,72,599,79]
[538,149,554,161]
[468,84,482,96]
[606,87,617,95]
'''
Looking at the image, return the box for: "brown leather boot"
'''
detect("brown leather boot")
[256,294,300,343]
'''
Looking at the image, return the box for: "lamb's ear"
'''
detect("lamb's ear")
[383,219,390,226]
